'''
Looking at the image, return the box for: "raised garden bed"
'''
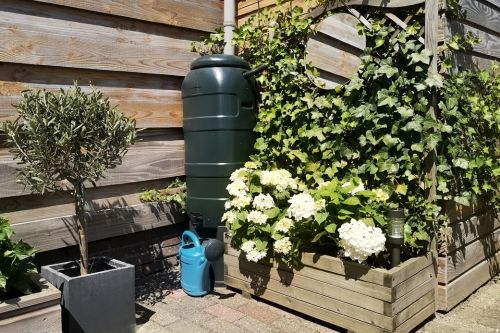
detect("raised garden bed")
[225,243,435,333]
[0,274,61,333]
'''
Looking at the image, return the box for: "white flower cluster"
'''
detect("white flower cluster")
[253,193,275,211]
[247,210,268,225]
[227,179,248,197]
[273,237,292,255]
[260,169,298,191]
[287,192,317,221]
[225,195,252,209]
[221,211,237,224]
[230,167,248,182]
[338,219,386,263]
[275,217,294,233]
[372,189,390,202]
[342,181,365,195]
[241,240,267,262]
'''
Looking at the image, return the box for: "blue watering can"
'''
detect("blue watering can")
[179,231,210,296]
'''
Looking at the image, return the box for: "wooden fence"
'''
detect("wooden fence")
[0,0,222,252]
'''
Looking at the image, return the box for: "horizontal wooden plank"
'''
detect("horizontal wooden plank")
[392,265,434,301]
[444,201,487,224]
[300,252,392,287]
[390,254,433,287]
[31,0,223,32]
[0,1,199,76]
[438,227,500,283]
[0,138,184,199]
[394,302,435,333]
[391,278,434,315]
[306,37,363,80]
[393,289,434,327]
[316,14,367,50]
[224,254,389,315]
[0,178,177,224]
[226,245,392,301]
[450,52,499,73]
[11,202,187,252]
[447,20,500,60]
[0,275,60,318]
[437,251,500,311]
[224,275,390,333]
[457,0,500,34]
[445,212,500,253]
[225,262,394,330]
[0,63,183,128]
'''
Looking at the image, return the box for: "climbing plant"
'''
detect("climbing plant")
[194,2,499,263]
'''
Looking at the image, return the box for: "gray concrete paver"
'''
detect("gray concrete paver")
[164,318,207,333]
[233,315,283,333]
[202,317,251,333]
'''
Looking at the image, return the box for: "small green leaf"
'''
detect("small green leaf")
[325,223,337,233]
[342,197,361,206]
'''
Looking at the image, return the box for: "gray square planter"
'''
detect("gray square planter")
[41,257,135,333]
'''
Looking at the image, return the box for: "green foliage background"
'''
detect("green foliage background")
[195,4,498,257]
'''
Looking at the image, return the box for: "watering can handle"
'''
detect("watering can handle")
[181,230,201,248]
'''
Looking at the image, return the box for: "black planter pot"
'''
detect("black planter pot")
[41,257,135,333]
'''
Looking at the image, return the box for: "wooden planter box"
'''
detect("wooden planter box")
[225,244,435,333]
[0,274,61,333]
[437,204,500,312]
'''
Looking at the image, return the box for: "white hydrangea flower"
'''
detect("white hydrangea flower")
[275,218,294,233]
[273,237,292,255]
[226,179,248,198]
[230,167,248,182]
[342,181,365,195]
[230,196,252,209]
[224,200,232,210]
[260,169,297,191]
[221,211,237,224]
[246,249,267,262]
[338,219,386,263]
[241,240,256,253]
[373,189,390,202]
[253,193,275,211]
[287,192,317,221]
[315,198,326,210]
[247,210,269,225]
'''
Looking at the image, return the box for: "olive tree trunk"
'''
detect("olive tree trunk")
[75,182,89,275]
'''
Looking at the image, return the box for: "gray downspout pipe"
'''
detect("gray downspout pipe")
[223,0,236,55]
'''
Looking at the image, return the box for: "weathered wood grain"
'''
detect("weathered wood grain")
[0,64,183,128]
[225,243,435,332]
[447,20,500,60]
[457,0,500,34]
[438,227,500,283]
[0,179,177,224]
[444,212,500,253]
[10,202,187,252]
[0,138,185,199]
[31,0,223,32]
[437,251,500,311]
[0,3,198,76]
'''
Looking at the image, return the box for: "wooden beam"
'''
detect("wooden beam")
[0,2,199,76]
[31,0,223,32]
[0,138,185,199]
[11,202,187,252]
[0,63,183,128]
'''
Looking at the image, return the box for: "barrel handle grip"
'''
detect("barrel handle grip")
[181,230,201,249]
[243,63,268,79]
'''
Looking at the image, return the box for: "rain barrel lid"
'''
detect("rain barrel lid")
[191,54,250,70]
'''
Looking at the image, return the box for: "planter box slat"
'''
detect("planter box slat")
[225,245,392,301]
[225,261,394,329]
[392,265,434,300]
[225,275,389,333]
[391,277,434,315]
[225,254,388,314]
[225,241,435,333]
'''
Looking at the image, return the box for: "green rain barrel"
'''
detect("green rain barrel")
[182,55,259,234]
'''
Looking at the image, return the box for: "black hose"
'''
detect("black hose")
[243,63,268,78]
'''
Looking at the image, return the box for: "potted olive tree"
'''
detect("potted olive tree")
[2,86,137,333]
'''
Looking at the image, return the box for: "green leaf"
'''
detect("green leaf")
[454,196,470,206]
[314,211,329,224]
[264,207,280,219]
[311,231,327,243]
[375,37,385,48]
[325,223,337,233]
[342,197,361,206]
[395,184,408,195]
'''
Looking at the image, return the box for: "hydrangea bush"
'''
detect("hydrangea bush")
[225,163,390,265]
